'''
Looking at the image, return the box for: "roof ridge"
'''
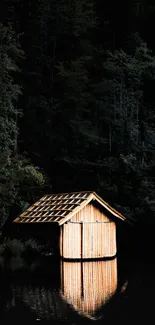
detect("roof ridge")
[92,193,125,221]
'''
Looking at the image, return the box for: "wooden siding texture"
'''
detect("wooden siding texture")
[72,202,109,222]
[60,259,117,319]
[60,202,116,259]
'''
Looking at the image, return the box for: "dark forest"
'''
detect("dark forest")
[0,0,155,241]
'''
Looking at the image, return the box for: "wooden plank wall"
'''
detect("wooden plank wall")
[73,203,110,222]
[60,259,118,318]
[82,222,116,258]
[60,223,81,258]
[60,202,116,259]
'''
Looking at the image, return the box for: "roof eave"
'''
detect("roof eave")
[92,193,125,221]
[13,191,125,225]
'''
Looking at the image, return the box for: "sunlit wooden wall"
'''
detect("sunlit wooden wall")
[60,259,118,319]
[60,202,116,259]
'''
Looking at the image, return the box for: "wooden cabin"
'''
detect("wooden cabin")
[13,191,125,259]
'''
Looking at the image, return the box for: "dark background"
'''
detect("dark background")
[0,0,155,255]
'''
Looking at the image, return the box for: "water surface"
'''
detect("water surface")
[0,256,154,324]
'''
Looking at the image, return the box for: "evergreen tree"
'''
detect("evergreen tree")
[0,23,45,229]
[1,1,155,227]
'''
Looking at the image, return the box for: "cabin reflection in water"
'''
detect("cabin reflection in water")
[9,259,118,321]
[60,259,118,320]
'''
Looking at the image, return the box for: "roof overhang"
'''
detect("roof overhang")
[58,192,125,226]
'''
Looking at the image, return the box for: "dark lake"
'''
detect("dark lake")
[0,254,154,324]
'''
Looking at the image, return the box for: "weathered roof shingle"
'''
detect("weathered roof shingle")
[13,191,125,224]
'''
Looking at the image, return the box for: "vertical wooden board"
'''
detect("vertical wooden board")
[90,204,93,222]
[63,223,68,258]
[108,222,115,257]
[104,223,106,257]
[60,227,62,256]
[82,223,86,258]
[63,223,70,258]
[92,224,98,258]
[90,223,93,258]
[85,223,88,259]
[112,222,116,256]
[113,222,115,255]
[100,223,103,257]
[102,222,105,257]
[91,223,94,258]
[93,224,96,258]
[83,223,89,259]
[110,222,112,256]
[63,223,67,258]
[108,223,110,257]
[72,223,76,258]
[106,223,109,257]
[69,223,73,258]
[77,223,81,258]
[62,223,81,259]
[98,223,102,257]
[111,222,113,256]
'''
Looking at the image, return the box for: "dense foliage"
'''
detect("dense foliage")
[0,22,45,229]
[0,0,155,228]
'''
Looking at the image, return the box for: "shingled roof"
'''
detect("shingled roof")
[13,191,125,225]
